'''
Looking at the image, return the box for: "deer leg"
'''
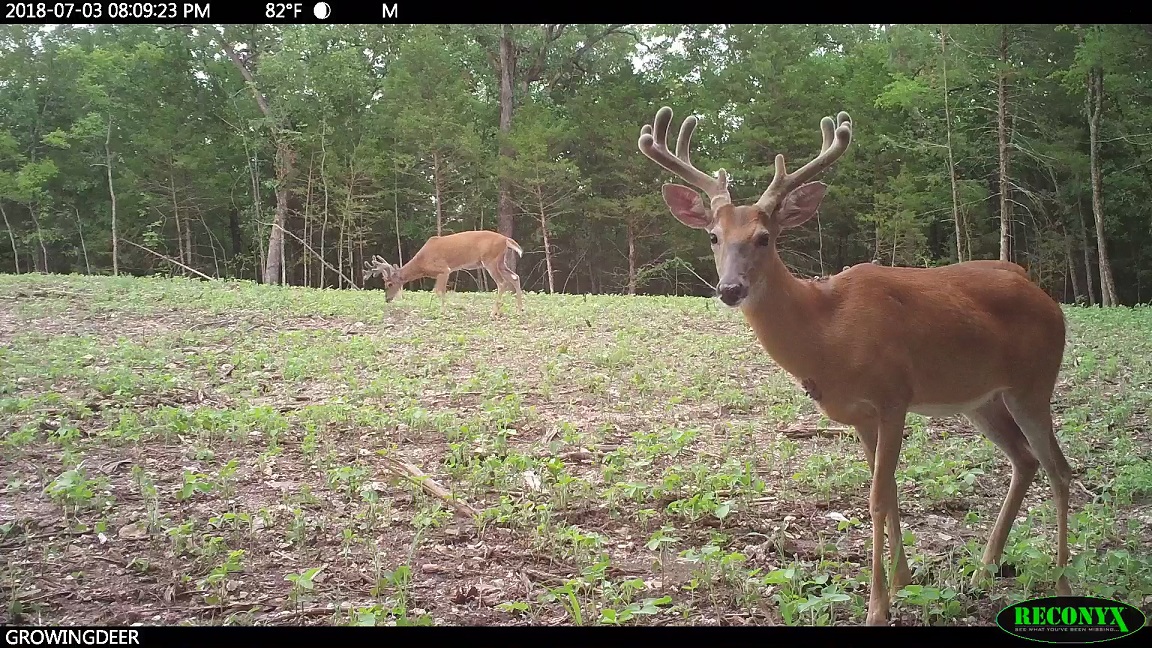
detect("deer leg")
[483,263,506,317]
[433,271,451,311]
[865,412,906,626]
[964,396,1040,589]
[855,422,913,598]
[499,254,524,312]
[1003,391,1073,596]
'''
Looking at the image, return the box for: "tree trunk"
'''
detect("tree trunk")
[997,26,1013,263]
[0,202,20,273]
[169,171,185,273]
[1087,65,1119,306]
[184,212,194,277]
[873,223,881,263]
[478,206,488,291]
[265,141,294,285]
[337,214,345,290]
[432,150,444,236]
[393,137,404,270]
[105,115,118,276]
[30,204,48,273]
[243,132,264,281]
[1064,228,1085,304]
[537,189,555,294]
[940,25,965,262]
[302,152,314,287]
[279,202,286,285]
[227,211,244,266]
[627,218,637,295]
[74,206,91,274]
[497,25,518,272]
[1078,204,1098,305]
[319,125,331,288]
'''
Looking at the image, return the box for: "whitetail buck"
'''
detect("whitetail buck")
[363,230,525,316]
[638,106,1073,625]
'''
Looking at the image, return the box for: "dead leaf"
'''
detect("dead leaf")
[117,522,149,540]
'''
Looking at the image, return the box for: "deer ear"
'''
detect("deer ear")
[775,182,828,229]
[661,184,712,229]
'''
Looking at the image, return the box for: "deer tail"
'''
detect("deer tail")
[505,238,523,257]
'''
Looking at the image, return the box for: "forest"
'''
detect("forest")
[1,24,1151,305]
[4,24,1152,627]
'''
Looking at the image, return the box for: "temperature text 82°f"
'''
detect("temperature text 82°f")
[4,2,210,20]
[264,2,305,18]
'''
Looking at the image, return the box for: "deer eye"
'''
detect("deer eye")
[708,233,718,245]
[755,232,772,247]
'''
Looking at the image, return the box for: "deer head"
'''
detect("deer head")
[363,255,404,302]
[638,107,853,307]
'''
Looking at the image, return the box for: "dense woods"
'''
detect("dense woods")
[2,23,1151,304]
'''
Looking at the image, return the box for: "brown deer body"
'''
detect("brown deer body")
[638,106,1072,625]
[364,230,525,315]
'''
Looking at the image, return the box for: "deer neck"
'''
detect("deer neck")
[739,249,830,380]
[396,260,427,284]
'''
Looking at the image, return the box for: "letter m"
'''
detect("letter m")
[382,3,398,17]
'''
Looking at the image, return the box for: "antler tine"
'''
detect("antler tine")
[638,106,732,209]
[675,115,697,165]
[756,111,854,212]
[819,115,835,153]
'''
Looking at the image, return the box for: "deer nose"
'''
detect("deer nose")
[717,282,748,306]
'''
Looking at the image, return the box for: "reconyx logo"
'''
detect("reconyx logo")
[996,595,1147,643]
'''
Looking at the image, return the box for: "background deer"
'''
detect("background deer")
[638,106,1073,626]
[364,230,525,316]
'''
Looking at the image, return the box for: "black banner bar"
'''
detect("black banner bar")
[1,3,1148,24]
[0,624,1067,647]
[0,2,951,24]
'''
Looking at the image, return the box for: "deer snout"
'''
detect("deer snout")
[717,281,748,307]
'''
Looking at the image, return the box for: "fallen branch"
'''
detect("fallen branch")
[6,289,76,299]
[778,426,851,439]
[521,567,568,584]
[1074,479,1101,500]
[11,589,73,604]
[179,599,275,615]
[261,602,352,624]
[382,457,479,519]
[100,459,132,474]
[123,239,215,281]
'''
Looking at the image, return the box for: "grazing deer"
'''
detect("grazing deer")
[363,230,525,316]
[637,106,1073,625]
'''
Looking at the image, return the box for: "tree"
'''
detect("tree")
[462,24,634,271]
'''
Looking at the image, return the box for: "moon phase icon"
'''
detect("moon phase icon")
[313,2,332,19]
